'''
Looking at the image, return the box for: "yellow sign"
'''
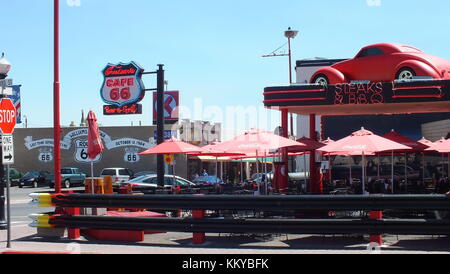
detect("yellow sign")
[164,154,175,164]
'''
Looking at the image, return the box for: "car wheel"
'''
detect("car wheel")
[64,179,71,189]
[313,74,329,86]
[396,67,416,80]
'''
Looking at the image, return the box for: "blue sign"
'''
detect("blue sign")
[154,130,173,140]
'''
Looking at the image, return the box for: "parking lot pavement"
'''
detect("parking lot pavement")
[1,223,450,254]
[1,186,450,254]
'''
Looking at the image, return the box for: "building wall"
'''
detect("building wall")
[12,126,188,179]
[422,119,450,141]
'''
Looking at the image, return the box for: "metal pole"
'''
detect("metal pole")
[156,65,165,187]
[288,37,293,84]
[53,0,62,193]
[6,164,10,248]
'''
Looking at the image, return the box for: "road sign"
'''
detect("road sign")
[0,98,17,135]
[0,79,12,88]
[2,135,14,165]
[164,154,175,165]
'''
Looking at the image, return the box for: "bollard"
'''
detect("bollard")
[370,211,383,245]
[84,178,105,194]
[192,209,206,245]
[67,207,80,240]
[104,176,113,194]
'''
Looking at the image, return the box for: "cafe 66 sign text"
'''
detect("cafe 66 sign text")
[101,62,145,113]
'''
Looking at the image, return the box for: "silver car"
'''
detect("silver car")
[122,174,197,194]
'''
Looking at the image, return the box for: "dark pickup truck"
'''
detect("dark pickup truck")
[49,167,86,189]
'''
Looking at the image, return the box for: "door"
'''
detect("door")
[346,47,389,82]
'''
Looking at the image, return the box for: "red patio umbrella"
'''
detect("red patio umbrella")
[139,139,206,155]
[213,129,307,155]
[140,139,206,188]
[213,129,307,192]
[318,128,410,194]
[87,111,104,178]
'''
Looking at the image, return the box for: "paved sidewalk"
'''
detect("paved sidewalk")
[1,223,450,254]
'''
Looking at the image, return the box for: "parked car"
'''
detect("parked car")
[100,167,134,188]
[49,168,87,189]
[123,174,198,194]
[310,43,450,85]
[2,168,24,187]
[18,171,51,188]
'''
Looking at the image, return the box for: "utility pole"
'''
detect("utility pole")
[156,65,165,187]
[53,0,62,193]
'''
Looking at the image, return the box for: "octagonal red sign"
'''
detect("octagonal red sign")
[0,98,17,135]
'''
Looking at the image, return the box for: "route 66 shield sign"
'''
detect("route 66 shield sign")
[101,62,145,107]
[74,139,102,163]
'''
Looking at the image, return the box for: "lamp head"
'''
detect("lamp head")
[285,27,299,39]
[0,53,11,79]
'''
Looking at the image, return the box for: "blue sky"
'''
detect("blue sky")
[2,0,450,137]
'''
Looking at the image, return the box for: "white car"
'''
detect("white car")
[100,168,135,188]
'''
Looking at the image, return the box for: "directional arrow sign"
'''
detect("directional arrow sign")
[2,135,14,165]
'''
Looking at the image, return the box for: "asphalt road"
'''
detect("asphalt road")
[5,185,83,226]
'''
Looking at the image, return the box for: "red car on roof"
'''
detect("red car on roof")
[310,43,450,85]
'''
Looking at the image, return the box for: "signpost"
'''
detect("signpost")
[0,98,15,248]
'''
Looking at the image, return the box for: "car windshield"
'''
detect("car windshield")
[101,169,116,176]
[129,175,153,183]
[24,171,39,177]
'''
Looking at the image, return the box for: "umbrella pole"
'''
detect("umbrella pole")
[91,160,95,194]
[362,151,366,195]
[377,154,380,180]
[442,153,445,178]
[349,156,352,187]
[215,157,218,177]
[264,150,267,195]
[447,153,450,178]
[240,158,243,183]
[391,151,394,194]
[422,152,425,186]
[405,153,408,193]
[303,153,308,193]
[256,150,260,194]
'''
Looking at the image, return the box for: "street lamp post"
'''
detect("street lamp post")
[284,28,298,85]
[0,53,11,231]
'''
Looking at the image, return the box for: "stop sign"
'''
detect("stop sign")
[0,98,17,135]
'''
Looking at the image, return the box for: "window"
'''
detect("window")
[61,169,72,174]
[356,47,384,58]
[176,178,191,187]
[143,177,157,184]
[164,177,174,186]
[119,169,130,176]
[101,169,116,176]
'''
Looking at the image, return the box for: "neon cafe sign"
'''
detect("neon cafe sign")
[100,62,145,115]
